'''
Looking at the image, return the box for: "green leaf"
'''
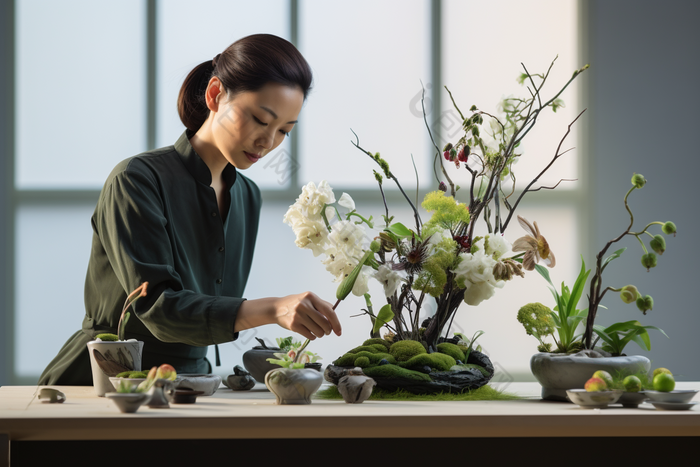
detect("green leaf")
[592,325,620,350]
[372,304,395,335]
[601,247,627,272]
[386,222,419,240]
[566,257,591,318]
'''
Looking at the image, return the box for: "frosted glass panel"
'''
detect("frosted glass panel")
[442,0,580,189]
[15,0,146,189]
[15,203,95,378]
[157,0,291,189]
[298,0,432,189]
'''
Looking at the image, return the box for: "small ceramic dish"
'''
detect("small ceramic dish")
[643,389,699,404]
[617,391,648,408]
[566,389,623,409]
[106,392,149,413]
[174,374,222,396]
[109,377,146,392]
[171,389,204,404]
[649,400,697,411]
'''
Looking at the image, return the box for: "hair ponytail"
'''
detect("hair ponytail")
[177,60,216,133]
[177,34,313,133]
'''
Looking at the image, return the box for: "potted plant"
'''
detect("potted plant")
[284,58,589,395]
[520,174,676,400]
[264,340,323,404]
[242,336,322,384]
[106,363,177,412]
[87,282,148,396]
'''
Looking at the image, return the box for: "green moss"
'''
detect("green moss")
[436,342,465,362]
[362,364,431,382]
[315,384,522,401]
[115,370,148,379]
[354,356,371,368]
[389,340,427,362]
[362,338,392,351]
[348,344,390,354]
[400,352,456,372]
[334,351,395,366]
[95,333,119,342]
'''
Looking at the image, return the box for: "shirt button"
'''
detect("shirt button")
[211,212,217,217]
[216,279,222,284]
[219,246,225,252]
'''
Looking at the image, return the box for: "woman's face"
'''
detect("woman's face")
[210,82,304,170]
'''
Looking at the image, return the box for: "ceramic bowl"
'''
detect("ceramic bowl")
[174,374,222,396]
[643,389,699,404]
[566,389,623,409]
[108,377,146,392]
[649,401,697,411]
[106,392,149,413]
[617,391,648,408]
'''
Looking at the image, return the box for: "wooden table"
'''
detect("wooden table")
[2,382,699,466]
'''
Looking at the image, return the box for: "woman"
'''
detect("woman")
[39,34,341,386]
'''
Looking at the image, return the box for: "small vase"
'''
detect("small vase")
[87,339,144,396]
[264,368,323,405]
[530,351,651,401]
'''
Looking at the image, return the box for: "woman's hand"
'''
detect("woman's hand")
[235,292,342,340]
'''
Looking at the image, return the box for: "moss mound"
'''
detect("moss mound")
[436,342,465,362]
[95,333,119,342]
[362,338,392,351]
[389,340,427,362]
[115,370,148,379]
[354,356,371,368]
[315,384,522,401]
[400,352,456,372]
[348,344,391,354]
[363,364,431,382]
[334,351,395,366]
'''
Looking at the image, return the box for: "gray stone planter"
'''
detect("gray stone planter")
[530,351,651,401]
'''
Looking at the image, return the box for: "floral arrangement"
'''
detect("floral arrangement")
[94,282,149,342]
[518,173,677,356]
[284,58,588,351]
[266,338,321,369]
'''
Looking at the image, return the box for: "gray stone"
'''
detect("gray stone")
[337,368,376,404]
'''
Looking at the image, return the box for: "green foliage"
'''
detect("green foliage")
[421,191,470,234]
[399,352,456,372]
[413,236,460,297]
[316,383,521,401]
[517,303,555,339]
[115,370,148,379]
[436,342,466,362]
[534,257,590,353]
[95,333,119,341]
[592,320,668,356]
[373,304,395,335]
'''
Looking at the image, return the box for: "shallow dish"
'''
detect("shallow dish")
[649,400,697,411]
[617,391,648,408]
[106,392,149,413]
[174,374,221,396]
[643,389,698,404]
[566,389,623,409]
[108,377,146,392]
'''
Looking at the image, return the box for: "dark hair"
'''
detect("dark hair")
[177,34,313,132]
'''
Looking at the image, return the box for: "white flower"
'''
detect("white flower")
[328,220,366,258]
[338,192,356,211]
[464,281,497,306]
[321,248,357,282]
[351,267,372,296]
[484,234,512,261]
[292,218,329,257]
[295,180,336,218]
[374,264,403,297]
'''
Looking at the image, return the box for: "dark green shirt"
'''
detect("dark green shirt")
[39,130,261,385]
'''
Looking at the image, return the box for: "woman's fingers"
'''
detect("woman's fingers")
[307,293,342,336]
[275,292,342,338]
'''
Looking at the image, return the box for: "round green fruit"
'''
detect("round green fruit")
[653,373,675,392]
[592,370,614,388]
[622,375,642,392]
[653,367,672,377]
[585,377,608,392]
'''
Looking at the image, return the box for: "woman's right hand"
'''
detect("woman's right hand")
[234,292,342,341]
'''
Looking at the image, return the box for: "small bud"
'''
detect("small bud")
[449,148,457,160]
[438,181,447,192]
[442,143,453,152]
[649,235,666,255]
[492,262,511,281]
[370,239,381,253]
[641,252,657,271]
[620,285,640,304]
[636,295,654,314]
[443,150,450,161]
[457,146,468,163]
[662,221,677,236]
[470,105,477,112]
[631,173,646,188]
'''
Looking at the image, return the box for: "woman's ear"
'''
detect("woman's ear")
[205,77,224,112]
